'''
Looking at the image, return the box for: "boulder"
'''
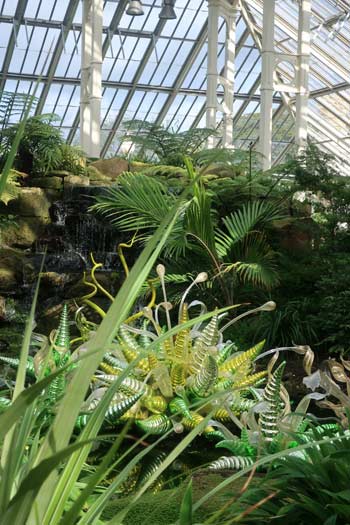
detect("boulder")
[0,249,25,291]
[1,217,51,248]
[91,157,129,179]
[64,175,90,187]
[87,165,112,183]
[1,187,57,217]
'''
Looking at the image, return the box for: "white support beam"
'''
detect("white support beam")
[259,0,275,171]
[206,0,220,146]
[206,0,239,148]
[295,0,311,149]
[80,0,103,158]
[222,3,237,146]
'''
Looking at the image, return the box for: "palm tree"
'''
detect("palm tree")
[90,158,285,305]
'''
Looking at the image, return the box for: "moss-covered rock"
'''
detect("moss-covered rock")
[46,170,73,178]
[0,187,57,217]
[91,157,129,179]
[0,296,5,320]
[64,175,90,187]
[1,217,51,248]
[129,161,152,173]
[0,268,17,291]
[87,165,112,182]
[0,249,25,290]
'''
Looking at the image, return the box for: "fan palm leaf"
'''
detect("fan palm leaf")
[90,172,191,258]
[215,200,284,257]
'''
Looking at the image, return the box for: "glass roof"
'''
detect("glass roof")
[0,0,349,169]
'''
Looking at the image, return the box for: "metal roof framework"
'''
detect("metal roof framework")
[0,0,349,168]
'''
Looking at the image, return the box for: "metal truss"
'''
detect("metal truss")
[0,0,349,166]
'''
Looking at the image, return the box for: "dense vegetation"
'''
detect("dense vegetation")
[0,108,350,524]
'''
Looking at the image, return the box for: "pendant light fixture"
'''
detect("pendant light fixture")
[126,0,144,16]
[159,0,176,20]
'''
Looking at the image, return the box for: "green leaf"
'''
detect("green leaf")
[107,412,215,525]
[179,479,193,525]
[0,254,44,511]
[2,437,105,525]
[26,170,197,524]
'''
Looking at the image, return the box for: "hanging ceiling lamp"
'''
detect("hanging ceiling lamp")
[159,0,177,20]
[126,0,144,16]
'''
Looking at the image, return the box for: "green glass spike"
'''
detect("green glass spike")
[55,304,70,350]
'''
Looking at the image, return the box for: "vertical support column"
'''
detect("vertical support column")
[259,0,275,171]
[80,0,103,158]
[206,0,220,148]
[295,0,311,150]
[206,0,239,148]
[80,0,92,156]
[222,6,237,147]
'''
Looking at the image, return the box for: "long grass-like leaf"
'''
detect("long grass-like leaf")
[76,431,172,525]
[2,437,110,525]
[179,478,193,525]
[0,255,45,510]
[59,423,130,525]
[26,172,198,523]
[108,412,214,525]
[43,356,152,525]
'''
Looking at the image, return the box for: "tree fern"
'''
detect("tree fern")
[120,120,218,166]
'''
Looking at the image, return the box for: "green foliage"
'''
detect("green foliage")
[241,144,350,352]
[216,201,283,289]
[253,298,318,348]
[0,114,86,176]
[0,88,38,200]
[0,169,21,204]
[59,143,86,176]
[0,91,37,137]
[120,120,218,167]
[179,478,193,525]
[0,173,202,524]
[91,161,285,299]
[231,433,350,524]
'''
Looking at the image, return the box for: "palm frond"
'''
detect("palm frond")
[215,201,284,257]
[90,172,177,231]
[219,232,280,289]
[90,172,191,259]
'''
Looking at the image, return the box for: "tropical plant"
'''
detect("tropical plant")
[120,120,218,166]
[91,160,285,304]
[0,86,39,200]
[228,432,350,524]
[0,114,86,176]
[0,172,217,524]
[252,298,318,348]
[0,91,36,138]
